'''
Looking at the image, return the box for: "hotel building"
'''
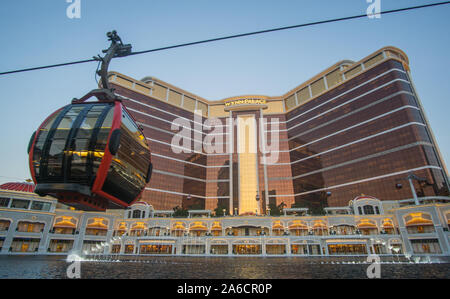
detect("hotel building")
[0,182,448,256]
[0,46,449,257]
[106,46,449,214]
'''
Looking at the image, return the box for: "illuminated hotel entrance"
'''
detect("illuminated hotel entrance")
[233,244,262,255]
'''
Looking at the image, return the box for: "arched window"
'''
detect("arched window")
[375,206,380,215]
[358,207,362,215]
[132,210,141,219]
[363,205,374,215]
[142,211,146,218]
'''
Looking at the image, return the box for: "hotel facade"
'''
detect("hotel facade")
[0,46,449,257]
[0,184,448,256]
[107,46,449,214]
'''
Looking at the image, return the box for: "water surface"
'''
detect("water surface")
[0,255,448,279]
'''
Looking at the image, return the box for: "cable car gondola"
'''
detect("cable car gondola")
[27,31,152,211]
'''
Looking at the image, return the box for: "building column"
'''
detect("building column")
[72,215,87,254]
[434,224,450,255]
[104,219,115,255]
[321,240,329,256]
[1,219,18,254]
[39,228,52,254]
[398,227,413,255]
[119,239,126,254]
[177,241,183,255]
[205,240,210,256]
[366,240,372,255]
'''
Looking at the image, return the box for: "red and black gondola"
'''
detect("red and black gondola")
[27,90,152,211]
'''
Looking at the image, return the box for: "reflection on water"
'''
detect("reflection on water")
[0,255,448,279]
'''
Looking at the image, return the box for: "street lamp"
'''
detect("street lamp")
[234,208,238,216]
[395,172,430,205]
[222,208,226,217]
[255,191,260,216]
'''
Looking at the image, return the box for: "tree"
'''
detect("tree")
[173,206,188,217]
[268,202,284,216]
[214,205,229,217]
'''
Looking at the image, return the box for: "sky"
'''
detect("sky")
[0,0,449,184]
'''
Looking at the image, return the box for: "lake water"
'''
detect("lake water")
[0,255,448,279]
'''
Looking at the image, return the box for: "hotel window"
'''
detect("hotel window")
[0,220,10,231]
[410,239,442,254]
[132,210,141,219]
[210,244,228,254]
[310,78,326,97]
[197,101,208,117]
[17,221,45,233]
[296,87,310,105]
[134,83,151,95]
[48,239,74,253]
[285,95,296,111]
[183,96,196,112]
[344,65,362,79]
[124,245,134,254]
[82,241,103,253]
[325,69,342,88]
[407,225,435,234]
[111,244,121,253]
[327,244,367,255]
[168,90,182,106]
[0,197,9,207]
[10,238,40,252]
[31,201,52,211]
[363,53,384,69]
[152,83,168,100]
[10,199,29,209]
[114,76,133,88]
[363,205,375,215]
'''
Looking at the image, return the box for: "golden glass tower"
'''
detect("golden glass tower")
[237,115,259,214]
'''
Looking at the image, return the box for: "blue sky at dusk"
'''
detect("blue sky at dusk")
[0,0,449,184]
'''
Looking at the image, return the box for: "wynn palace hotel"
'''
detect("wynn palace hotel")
[0,46,449,257]
[109,46,448,214]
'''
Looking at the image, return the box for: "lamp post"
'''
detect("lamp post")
[255,191,260,216]
[396,172,430,205]
[222,208,226,217]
